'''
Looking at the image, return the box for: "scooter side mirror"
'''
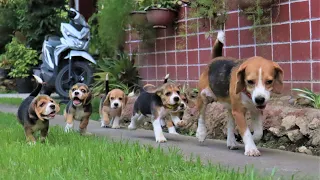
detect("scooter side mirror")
[68,10,77,19]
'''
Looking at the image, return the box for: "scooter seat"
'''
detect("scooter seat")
[46,35,61,47]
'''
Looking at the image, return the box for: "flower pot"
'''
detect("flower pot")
[130,11,148,27]
[146,8,177,28]
[237,0,274,10]
[16,76,34,93]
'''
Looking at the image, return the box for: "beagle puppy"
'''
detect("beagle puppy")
[17,75,60,144]
[128,82,182,142]
[194,31,284,156]
[64,83,92,135]
[99,74,128,128]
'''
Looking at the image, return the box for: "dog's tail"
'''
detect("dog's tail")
[29,75,44,97]
[163,74,169,84]
[105,73,109,95]
[212,30,225,59]
[128,90,135,97]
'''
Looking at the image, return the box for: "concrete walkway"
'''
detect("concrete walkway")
[0,104,319,179]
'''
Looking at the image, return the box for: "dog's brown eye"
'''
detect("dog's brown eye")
[176,91,180,95]
[39,102,45,107]
[247,80,254,85]
[165,92,171,96]
[50,100,54,103]
[72,88,76,92]
[266,80,273,85]
[81,89,86,93]
[110,97,115,100]
[119,98,123,100]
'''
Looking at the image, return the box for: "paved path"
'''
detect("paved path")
[0,93,59,99]
[0,104,319,179]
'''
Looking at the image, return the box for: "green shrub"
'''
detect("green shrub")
[292,88,320,109]
[4,37,38,78]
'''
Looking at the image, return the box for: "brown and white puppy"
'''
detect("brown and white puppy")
[64,83,92,135]
[17,75,60,144]
[194,31,284,156]
[99,74,128,129]
[128,82,181,142]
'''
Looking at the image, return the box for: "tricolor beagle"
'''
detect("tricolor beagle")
[17,75,60,144]
[194,31,284,156]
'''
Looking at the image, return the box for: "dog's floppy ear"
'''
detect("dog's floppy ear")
[53,99,60,113]
[103,92,111,106]
[69,88,73,99]
[235,63,247,94]
[84,90,92,105]
[28,98,44,121]
[145,85,165,97]
[123,94,128,106]
[272,62,284,94]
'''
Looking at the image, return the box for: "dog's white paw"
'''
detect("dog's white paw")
[111,125,120,129]
[65,123,73,133]
[244,146,261,156]
[227,137,239,150]
[128,124,137,130]
[168,127,179,135]
[196,125,207,142]
[155,134,167,143]
[28,141,36,145]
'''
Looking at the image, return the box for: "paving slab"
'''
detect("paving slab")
[0,104,319,179]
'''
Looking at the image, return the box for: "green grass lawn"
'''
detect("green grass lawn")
[0,97,101,120]
[0,112,282,180]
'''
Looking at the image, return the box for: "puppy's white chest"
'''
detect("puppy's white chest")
[74,107,85,120]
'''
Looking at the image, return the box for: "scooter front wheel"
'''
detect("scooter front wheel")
[55,61,93,99]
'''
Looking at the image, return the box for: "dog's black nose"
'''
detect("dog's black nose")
[255,96,265,105]
[180,103,184,108]
[75,91,79,95]
[173,96,180,102]
[50,104,55,109]
[114,103,119,107]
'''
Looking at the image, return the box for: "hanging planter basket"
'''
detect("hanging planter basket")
[237,0,274,10]
[146,8,177,29]
[129,11,148,27]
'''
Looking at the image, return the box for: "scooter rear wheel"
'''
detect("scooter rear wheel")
[55,61,93,99]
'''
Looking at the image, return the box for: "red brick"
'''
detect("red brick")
[199,50,211,64]
[272,24,290,42]
[188,66,199,80]
[187,35,198,49]
[176,66,187,80]
[176,51,187,64]
[178,6,186,20]
[283,82,291,93]
[292,83,311,90]
[187,7,197,18]
[313,62,320,80]
[125,32,130,42]
[156,39,166,51]
[225,30,239,46]
[292,43,310,61]
[199,34,211,48]
[256,27,271,44]
[312,20,320,40]
[188,81,198,89]
[291,1,309,20]
[176,36,186,50]
[157,67,166,80]
[272,4,289,23]
[200,65,206,74]
[292,63,311,81]
[239,14,252,27]
[311,0,320,18]
[273,44,290,62]
[166,52,176,65]
[146,54,156,66]
[312,42,320,60]
[124,43,130,52]
[226,0,238,11]
[139,67,148,79]
[240,47,254,59]
[131,31,140,41]
[291,22,310,41]
[188,50,198,64]
[137,54,146,66]
[131,42,139,52]
[256,45,272,60]
[198,18,210,33]
[167,66,177,80]
[313,83,320,93]
[156,53,166,66]
[225,48,239,59]
[187,20,198,34]
[240,29,254,45]
[148,67,156,79]
[177,22,186,36]
[226,13,238,29]
[166,37,175,51]
[278,63,291,81]
[166,26,175,36]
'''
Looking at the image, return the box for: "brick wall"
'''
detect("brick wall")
[125,0,320,93]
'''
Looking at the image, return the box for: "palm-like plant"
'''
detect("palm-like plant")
[292,88,320,109]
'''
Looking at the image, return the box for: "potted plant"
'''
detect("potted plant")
[4,37,38,93]
[145,0,182,28]
[130,0,151,27]
[0,54,10,79]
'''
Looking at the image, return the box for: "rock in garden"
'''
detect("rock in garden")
[268,127,283,137]
[281,116,297,130]
[295,117,309,136]
[309,118,320,130]
[287,129,303,142]
[298,146,312,155]
[279,145,286,150]
[310,130,320,146]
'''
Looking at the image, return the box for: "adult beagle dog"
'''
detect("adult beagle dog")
[194,31,284,156]
[99,74,128,128]
[17,75,60,144]
[64,83,92,135]
[128,81,182,142]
